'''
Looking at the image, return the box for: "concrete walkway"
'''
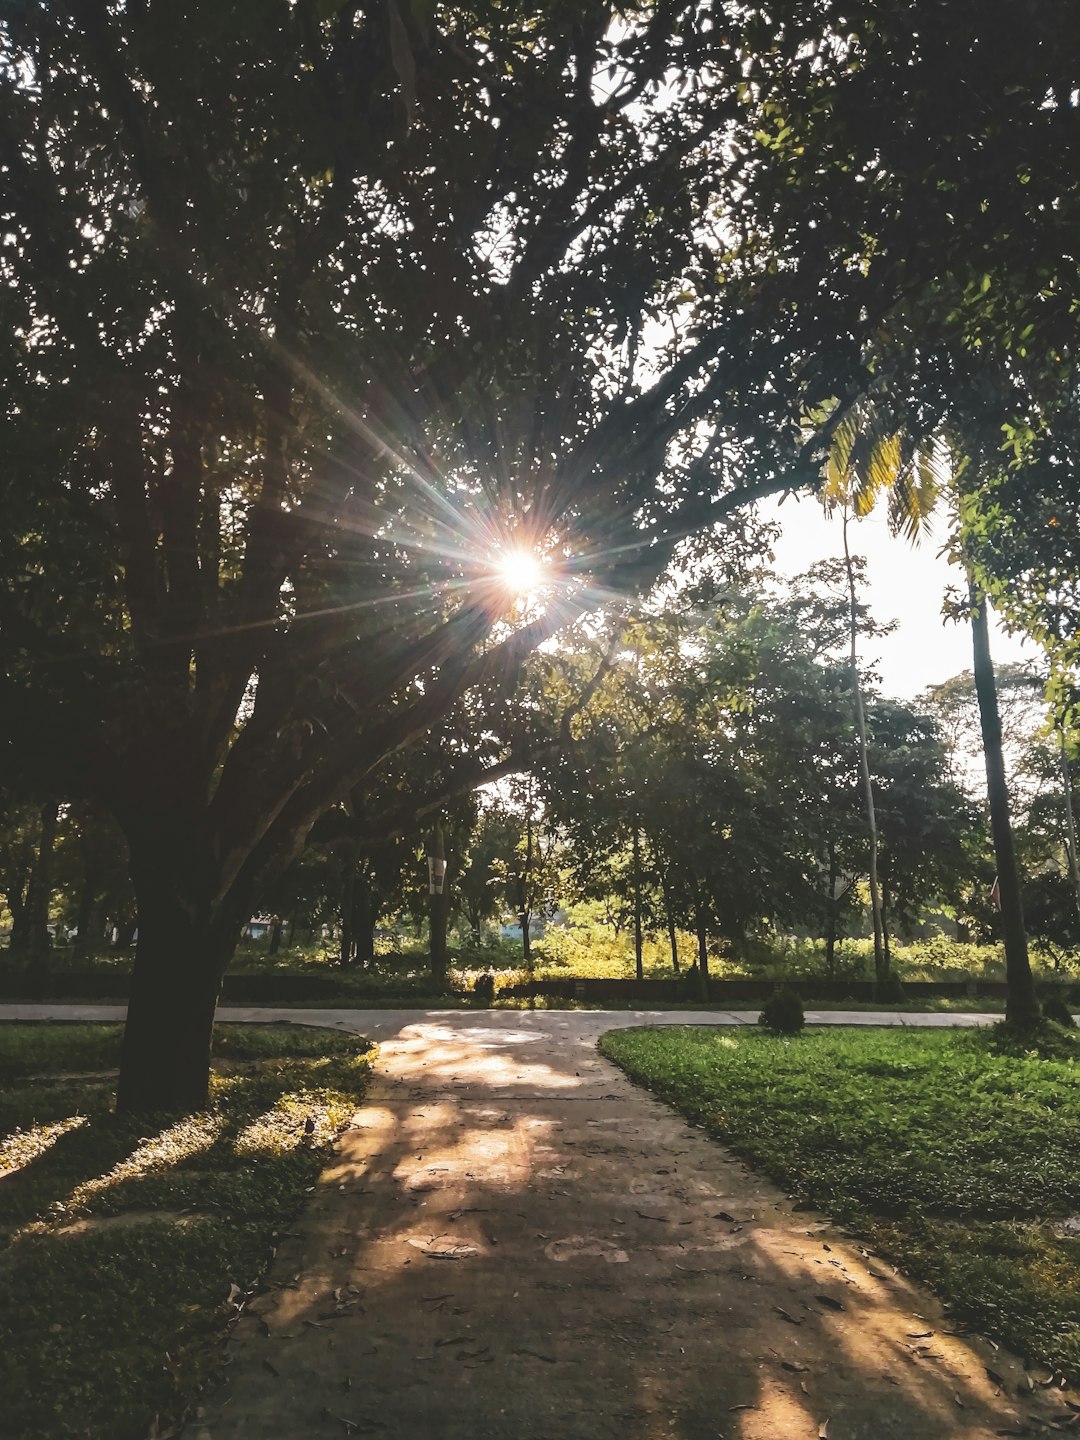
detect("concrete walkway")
[0,1002,1007,1033]
[2,1007,1055,1438]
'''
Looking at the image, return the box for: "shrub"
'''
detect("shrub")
[472,972,496,1006]
[759,987,805,1035]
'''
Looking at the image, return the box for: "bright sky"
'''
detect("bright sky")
[759,492,1033,701]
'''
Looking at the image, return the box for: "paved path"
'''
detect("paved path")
[2,1007,1055,1437]
[0,1002,1007,1033]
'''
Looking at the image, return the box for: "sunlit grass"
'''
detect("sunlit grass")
[601,1025,1080,1375]
[0,1114,87,1180]
[0,1023,373,1440]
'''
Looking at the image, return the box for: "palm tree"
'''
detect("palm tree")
[820,408,1041,1025]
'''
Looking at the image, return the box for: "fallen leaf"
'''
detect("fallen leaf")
[713,1212,736,1222]
[818,1418,830,1438]
[953,1393,964,1408]
[986,1368,1007,1389]
[815,1294,844,1311]
[728,1403,756,1411]
[781,1361,810,1373]
[226,1283,241,1306]
[775,1307,802,1325]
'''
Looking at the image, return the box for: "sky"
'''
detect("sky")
[759,492,1033,701]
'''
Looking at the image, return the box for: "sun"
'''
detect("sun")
[495,548,543,597]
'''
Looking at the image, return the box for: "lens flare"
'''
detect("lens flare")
[496,548,543,597]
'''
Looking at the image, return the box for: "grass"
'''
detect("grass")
[0,1022,373,1440]
[599,1023,1080,1376]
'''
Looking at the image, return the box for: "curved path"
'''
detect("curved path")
[3,1008,1053,1438]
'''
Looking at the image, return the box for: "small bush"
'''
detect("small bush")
[1041,991,1076,1028]
[759,987,805,1035]
[472,972,496,1006]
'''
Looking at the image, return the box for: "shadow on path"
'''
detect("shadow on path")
[185,1014,1052,1440]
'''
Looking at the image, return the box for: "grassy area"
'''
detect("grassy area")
[0,1022,373,1440]
[600,1024,1080,1376]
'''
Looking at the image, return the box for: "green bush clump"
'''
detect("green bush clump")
[758,987,805,1034]
[472,972,496,1005]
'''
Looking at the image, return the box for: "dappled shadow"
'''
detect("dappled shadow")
[188,1021,1062,1440]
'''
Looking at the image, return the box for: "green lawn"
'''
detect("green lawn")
[0,1022,373,1440]
[600,1024,1080,1376]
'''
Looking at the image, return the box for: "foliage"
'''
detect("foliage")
[0,1023,372,1440]
[601,1026,1080,1373]
[757,987,805,1034]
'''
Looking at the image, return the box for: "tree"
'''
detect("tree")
[5,1,1076,1105]
[6,3,838,1109]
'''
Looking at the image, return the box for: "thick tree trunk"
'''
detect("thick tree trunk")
[115,821,247,1113]
[969,583,1040,1026]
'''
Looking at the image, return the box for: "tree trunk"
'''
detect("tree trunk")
[113,807,252,1114]
[24,800,59,961]
[268,916,283,954]
[73,883,101,966]
[339,860,356,967]
[632,827,644,982]
[880,867,891,971]
[969,581,1040,1025]
[658,862,680,972]
[429,815,449,983]
[1058,727,1080,932]
[73,807,105,963]
[116,850,241,1113]
[353,871,375,967]
[843,513,887,990]
[825,835,838,978]
[694,901,710,1002]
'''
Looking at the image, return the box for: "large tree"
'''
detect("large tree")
[3,0,1075,1105]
